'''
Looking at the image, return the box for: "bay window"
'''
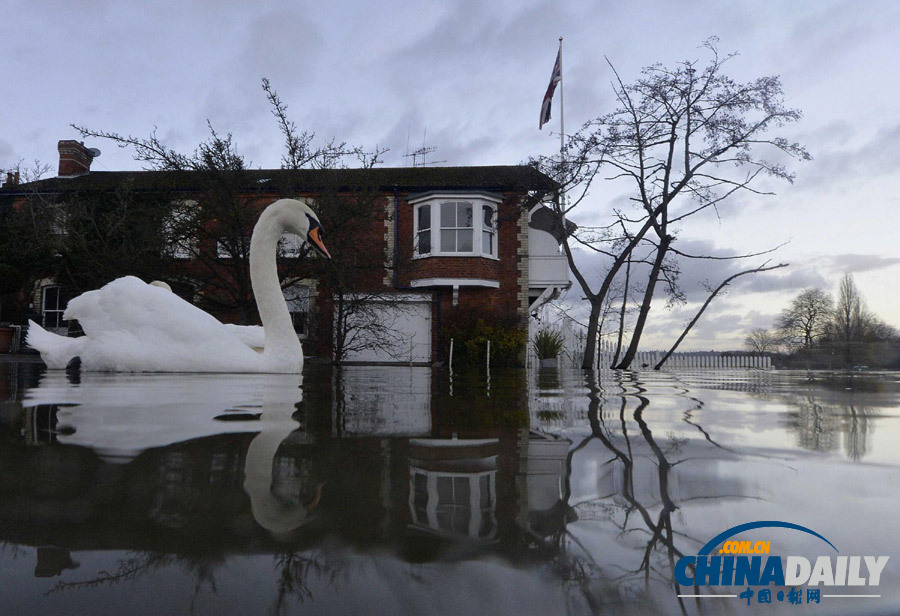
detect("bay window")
[412,194,500,258]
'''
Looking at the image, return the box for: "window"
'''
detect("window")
[169,239,193,260]
[482,205,495,256]
[163,202,196,260]
[283,283,310,336]
[41,286,67,330]
[440,202,473,252]
[278,234,305,259]
[412,195,500,258]
[217,237,249,259]
[416,205,431,254]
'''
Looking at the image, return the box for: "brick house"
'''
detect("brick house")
[1,141,570,364]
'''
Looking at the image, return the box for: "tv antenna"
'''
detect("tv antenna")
[403,126,446,167]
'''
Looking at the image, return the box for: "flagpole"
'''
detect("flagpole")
[558,37,565,165]
[558,37,566,224]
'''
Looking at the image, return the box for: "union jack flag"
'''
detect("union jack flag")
[539,47,562,130]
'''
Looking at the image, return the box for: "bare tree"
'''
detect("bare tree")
[832,273,864,345]
[533,38,809,368]
[777,287,833,349]
[744,328,779,354]
[72,79,389,331]
[827,272,898,364]
[330,292,421,364]
[262,78,386,170]
[1,158,52,185]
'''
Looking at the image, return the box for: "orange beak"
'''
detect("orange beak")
[307,226,331,260]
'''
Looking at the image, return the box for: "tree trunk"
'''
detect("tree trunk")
[654,262,787,369]
[612,254,631,366]
[580,300,603,369]
[614,236,670,369]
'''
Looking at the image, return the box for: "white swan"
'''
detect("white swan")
[26,198,331,373]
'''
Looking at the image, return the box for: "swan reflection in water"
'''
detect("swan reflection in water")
[22,372,318,538]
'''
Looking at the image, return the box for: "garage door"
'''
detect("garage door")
[339,294,432,364]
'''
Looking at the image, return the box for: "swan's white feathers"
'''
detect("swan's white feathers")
[30,276,261,372]
[26,199,316,373]
[222,324,266,350]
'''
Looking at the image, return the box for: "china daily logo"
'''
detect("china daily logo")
[675,521,889,606]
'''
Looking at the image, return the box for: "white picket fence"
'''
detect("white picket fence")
[527,324,772,370]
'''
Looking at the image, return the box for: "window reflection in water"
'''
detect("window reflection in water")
[408,439,498,542]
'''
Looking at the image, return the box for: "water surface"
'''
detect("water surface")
[1,363,898,615]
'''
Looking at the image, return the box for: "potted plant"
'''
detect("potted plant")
[533,328,565,368]
[0,264,24,353]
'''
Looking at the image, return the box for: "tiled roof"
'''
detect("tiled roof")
[0,165,557,195]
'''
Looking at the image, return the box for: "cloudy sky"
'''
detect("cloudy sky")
[2,0,898,350]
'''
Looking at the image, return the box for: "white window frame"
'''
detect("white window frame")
[41,285,67,330]
[411,193,501,259]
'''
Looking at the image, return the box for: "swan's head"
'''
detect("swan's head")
[281,199,331,260]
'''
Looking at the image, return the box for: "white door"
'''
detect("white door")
[339,294,432,364]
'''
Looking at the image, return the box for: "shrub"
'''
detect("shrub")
[533,328,564,359]
[440,311,526,368]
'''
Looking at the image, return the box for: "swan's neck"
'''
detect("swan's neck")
[250,205,303,363]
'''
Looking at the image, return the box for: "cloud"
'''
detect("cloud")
[820,253,900,274]
[735,267,829,294]
[795,123,900,191]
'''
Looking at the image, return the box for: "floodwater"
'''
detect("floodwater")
[1,362,899,616]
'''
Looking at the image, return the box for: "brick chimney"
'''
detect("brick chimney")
[57,140,96,177]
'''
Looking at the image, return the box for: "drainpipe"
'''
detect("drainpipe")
[435,288,443,363]
[392,186,415,291]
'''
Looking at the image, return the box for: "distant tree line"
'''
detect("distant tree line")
[744,273,899,368]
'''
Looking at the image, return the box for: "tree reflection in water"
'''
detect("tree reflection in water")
[571,372,691,613]
[47,551,223,613]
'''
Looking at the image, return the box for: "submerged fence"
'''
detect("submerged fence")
[527,328,772,370]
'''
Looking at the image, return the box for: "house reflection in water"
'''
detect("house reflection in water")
[1,366,575,569]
